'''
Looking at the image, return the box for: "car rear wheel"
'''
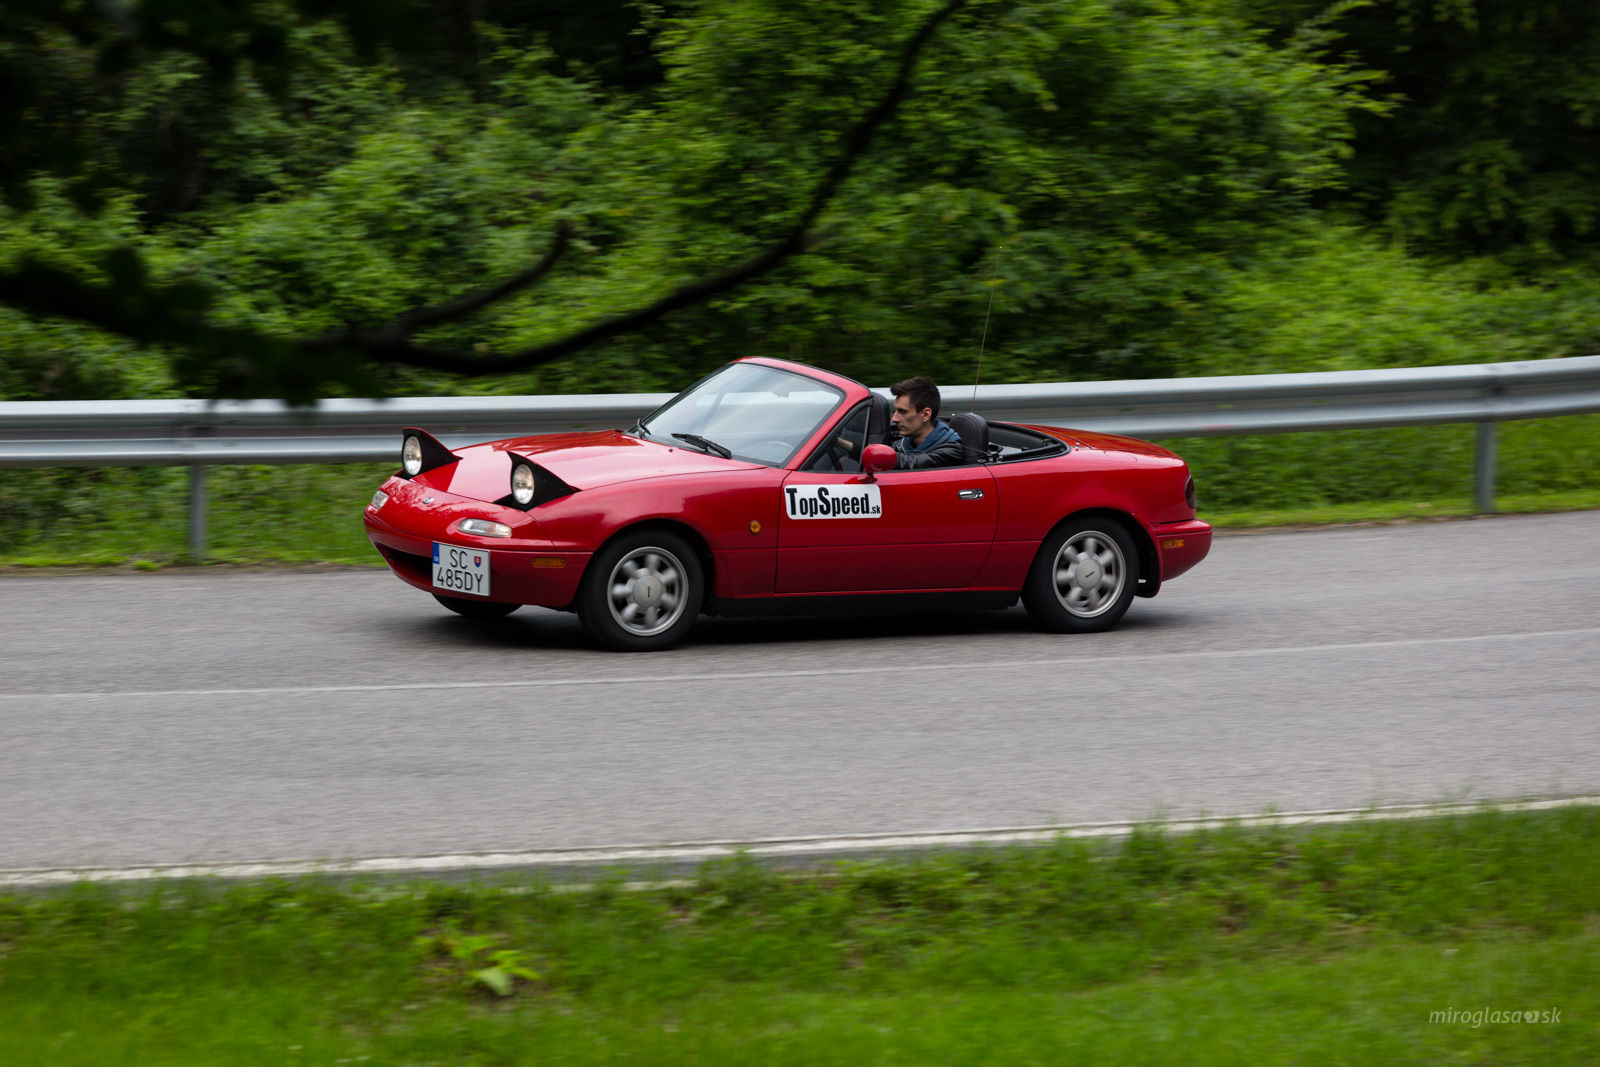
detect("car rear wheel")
[1022,517,1140,633]
[432,593,520,619]
[578,529,703,651]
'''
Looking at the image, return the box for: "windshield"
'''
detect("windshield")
[636,363,844,467]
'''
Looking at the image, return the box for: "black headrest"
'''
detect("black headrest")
[947,411,989,464]
[867,392,892,443]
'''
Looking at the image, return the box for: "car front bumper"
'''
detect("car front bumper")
[364,478,590,608]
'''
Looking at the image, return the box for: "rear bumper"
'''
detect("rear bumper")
[1152,518,1212,584]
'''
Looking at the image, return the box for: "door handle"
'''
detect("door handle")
[958,488,985,500]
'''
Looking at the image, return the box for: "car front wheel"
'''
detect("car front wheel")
[1022,517,1140,633]
[578,529,703,651]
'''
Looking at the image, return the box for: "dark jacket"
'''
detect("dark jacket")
[892,419,963,470]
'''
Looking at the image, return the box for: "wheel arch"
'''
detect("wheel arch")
[1039,507,1161,598]
[586,518,717,610]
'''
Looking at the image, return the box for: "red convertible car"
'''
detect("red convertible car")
[363,357,1211,650]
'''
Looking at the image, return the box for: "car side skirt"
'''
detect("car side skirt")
[705,589,1019,618]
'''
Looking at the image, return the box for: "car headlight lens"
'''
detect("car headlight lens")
[511,463,536,506]
[458,518,513,538]
[402,435,423,476]
[369,489,389,511]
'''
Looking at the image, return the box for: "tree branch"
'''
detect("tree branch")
[338,0,972,376]
[0,260,222,350]
[298,220,574,354]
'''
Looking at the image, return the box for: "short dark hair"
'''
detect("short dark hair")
[891,376,941,419]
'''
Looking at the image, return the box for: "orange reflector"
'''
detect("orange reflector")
[531,557,567,569]
[1162,538,1185,549]
[749,520,762,534]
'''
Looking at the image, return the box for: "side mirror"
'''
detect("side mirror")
[861,444,897,476]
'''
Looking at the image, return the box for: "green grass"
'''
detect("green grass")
[0,461,395,567]
[1,808,1596,1063]
[1156,413,1600,514]
[1204,488,1600,530]
[0,414,1596,567]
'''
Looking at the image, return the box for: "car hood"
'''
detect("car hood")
[425,430,765,499]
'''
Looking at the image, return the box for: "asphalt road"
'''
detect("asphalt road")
[3,511,1598,874]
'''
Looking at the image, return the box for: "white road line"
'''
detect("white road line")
[2,625,1597,702]
[4,795,1595,889]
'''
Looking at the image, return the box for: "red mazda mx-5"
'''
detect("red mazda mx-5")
[363,357,1211,650]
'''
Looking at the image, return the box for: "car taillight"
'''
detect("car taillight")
[1185,475,1197,512]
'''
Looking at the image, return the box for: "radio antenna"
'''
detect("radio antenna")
[972,246,1002,409]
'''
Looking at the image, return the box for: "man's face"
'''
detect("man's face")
[891,395,934,443]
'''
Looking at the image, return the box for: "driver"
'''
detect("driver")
[887,376,962,469]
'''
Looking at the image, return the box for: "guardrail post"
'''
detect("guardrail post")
[188,464,207,558]
[1474,422,1498,514]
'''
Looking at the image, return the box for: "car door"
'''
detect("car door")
[775,461,998,594]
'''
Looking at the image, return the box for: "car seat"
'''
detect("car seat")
[947,411,990,464]
[866,392,892,444]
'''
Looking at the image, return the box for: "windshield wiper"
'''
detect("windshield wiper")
[671,432,732,459]
[629,419,652,439]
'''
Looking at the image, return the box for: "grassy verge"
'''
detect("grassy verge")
[1204,487,1600,530]
[1154,413,1600,516]
[0,414,1596,567]
[2,808,1595,1064]
[0,461,396,567]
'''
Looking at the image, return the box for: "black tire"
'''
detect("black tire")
[1021,517,1140,633]
[577,529,704,651]
[432,593,521,620]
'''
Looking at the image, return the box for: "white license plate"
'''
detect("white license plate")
[432,543,491,597]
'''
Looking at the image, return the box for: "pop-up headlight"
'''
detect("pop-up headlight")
[511,462,536,506]
[498,452,576,510]
[398,427,459,479]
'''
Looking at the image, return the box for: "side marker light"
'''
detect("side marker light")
[531,557,567,569]
[1162,538,1185,549]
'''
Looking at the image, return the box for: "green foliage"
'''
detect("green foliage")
[634,0,1381,385]
[1243,0,1600,268]
[1,0,1389,400]
[415,927,541,996]
[0,180,178,399]
[0,0,427,210]
[1173,222,1600,376]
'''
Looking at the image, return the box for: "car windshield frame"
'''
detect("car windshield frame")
[633,363,846,468]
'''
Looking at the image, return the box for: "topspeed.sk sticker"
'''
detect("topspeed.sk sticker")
[784,483,882,519]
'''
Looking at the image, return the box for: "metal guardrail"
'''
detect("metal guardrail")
[3,355,1598,554]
